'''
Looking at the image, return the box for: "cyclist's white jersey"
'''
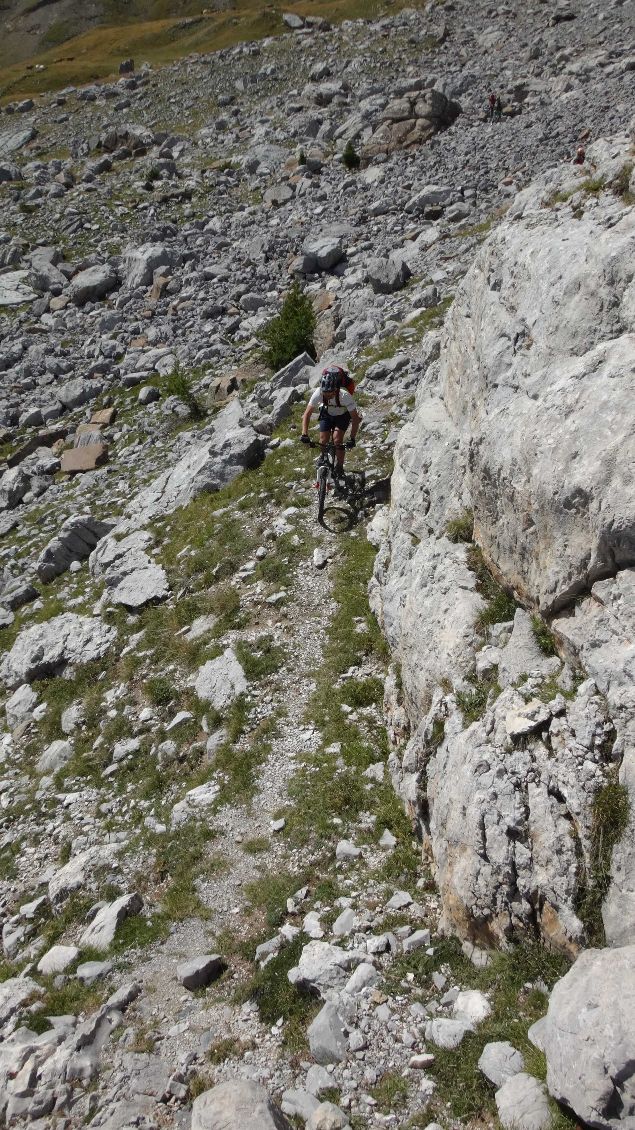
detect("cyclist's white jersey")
[309,388,357,416]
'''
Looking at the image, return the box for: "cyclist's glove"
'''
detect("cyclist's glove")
[300,434,310,445]
[347,437,356,449]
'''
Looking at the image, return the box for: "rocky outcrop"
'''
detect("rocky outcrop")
[364,87,461,156]
[372,134,635,950]
[37,514,115,582]
[0,614,117,688]
[192,1080,292,1130]
[89,527,169,609]
[129,400,265,523]
[542,945,635,1129]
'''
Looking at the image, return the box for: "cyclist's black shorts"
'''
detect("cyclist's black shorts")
[319,410,351,433]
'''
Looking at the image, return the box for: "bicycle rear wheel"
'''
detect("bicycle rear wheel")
[317,466,328,523]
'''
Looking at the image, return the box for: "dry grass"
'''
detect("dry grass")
[0,0,426,101]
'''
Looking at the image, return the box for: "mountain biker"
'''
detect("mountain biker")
[300,365,361,476]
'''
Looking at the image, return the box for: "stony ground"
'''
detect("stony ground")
[0,1,633,1127]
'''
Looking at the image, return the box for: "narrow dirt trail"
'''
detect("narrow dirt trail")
[112,408,396,1103]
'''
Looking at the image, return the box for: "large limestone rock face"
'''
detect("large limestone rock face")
[406,678,613,953]
[442,198,634,616]
[554,570,635,946]
[542,945,635,1128]
[372,136,635,950]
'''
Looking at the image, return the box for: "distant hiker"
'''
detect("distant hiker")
[573,146,586,164]
[494,95,503,122]
[300,365,361,476]
[488,92,496,121]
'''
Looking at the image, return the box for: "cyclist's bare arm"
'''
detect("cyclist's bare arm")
[350,409,362,440]
[301,404,314,436]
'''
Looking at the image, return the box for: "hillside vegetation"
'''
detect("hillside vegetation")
[1,0,423,101]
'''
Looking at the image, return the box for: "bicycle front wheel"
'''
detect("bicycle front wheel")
[317,466,328,523]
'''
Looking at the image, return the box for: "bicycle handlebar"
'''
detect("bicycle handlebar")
[303,439,354,451]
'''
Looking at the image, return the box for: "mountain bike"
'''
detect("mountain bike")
[306,440,366,525]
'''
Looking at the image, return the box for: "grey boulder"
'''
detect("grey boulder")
[176,954,225,990]
[0,467,30,511]
[495,1073,551,1130]
[0,613,117,688]
[79,892,143,952]
[0,126,37,158]
[192,1079,292,1130]
[0,271,37,307]
[129,401,265,523]
[68,264,118,305]
[308,1002,348,1065]
[5,683,38,728]
[478,1041,525,1087]
[288,941,369,998]
[37,738,73,774]
[194,648,247,710]
[542,944,635,1129]
[366,255,412,294]
[302,234,345,272]
[37,514,115,582]
[122,242,178,289]
[89,528,169,608]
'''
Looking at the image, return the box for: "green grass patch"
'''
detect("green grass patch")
[576,776,630,946]
[385,937,570,1120]
[371,1071,410,1113]
[242,837,270,855]
[150,821,220,922]
[30,978,105,1030]
[234,635,285,680]
[355,297,453,379]
[445,509,474,544]
[455,671,502,727]
[243,870,305,931]
[240,934,319,1050]
[340,675,384,708]
[467,545,518,630]
[531,615,558,657]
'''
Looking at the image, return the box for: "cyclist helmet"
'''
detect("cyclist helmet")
[321,365,346,393]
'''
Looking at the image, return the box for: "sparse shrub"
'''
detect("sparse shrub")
[612,162,634,204]
[456,672,501,726]
[468,546,518,630]
[580,175,606,196]
[164,365,205,420]
[445,509,474,544]
[235,636,284,680]
[298,148,306,166]
[577,778,630,945]
[189,1072,214,1099]
[531,615,558,657]
[144,675,174,706]
[207,1035,253,1063]
[342,139,361,170]
[258,282,316,371]
[341,675,384,708]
